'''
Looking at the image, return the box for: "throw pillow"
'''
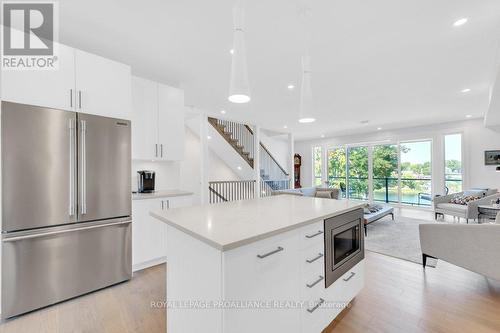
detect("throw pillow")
[315,191,332,199]
[450,195,480,205]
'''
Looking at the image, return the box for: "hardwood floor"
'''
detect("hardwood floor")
[1,208,499,333]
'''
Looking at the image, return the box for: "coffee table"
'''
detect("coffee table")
[478,205,500,223]
[363,205,394,236]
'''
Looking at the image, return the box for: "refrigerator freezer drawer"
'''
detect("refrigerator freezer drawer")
[1,218,132,319]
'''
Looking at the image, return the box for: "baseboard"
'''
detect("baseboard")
[132,256,167,272]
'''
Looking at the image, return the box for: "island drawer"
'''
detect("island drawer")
[299,220,324,250]
[326,260,365,306]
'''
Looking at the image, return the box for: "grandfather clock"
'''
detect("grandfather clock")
[294,154,301,188]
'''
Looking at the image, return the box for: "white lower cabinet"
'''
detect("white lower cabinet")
[132,195,192,271]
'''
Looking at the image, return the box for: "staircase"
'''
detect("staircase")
[208,117,291,203]
[208,117,254,168]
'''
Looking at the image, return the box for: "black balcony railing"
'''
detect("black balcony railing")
[327,176,462,207]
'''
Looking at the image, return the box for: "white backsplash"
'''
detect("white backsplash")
[131,160,181,192]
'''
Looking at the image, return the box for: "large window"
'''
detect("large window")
[400,141,432,206]
[373,144,399,204]
[444,134,463,194]
[313,146,323,186]
[347,146,369,200]
[327,148,347,197]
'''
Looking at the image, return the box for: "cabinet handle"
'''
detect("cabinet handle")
[161,200,164,210]
[306,298,325,313]
[70,89,73,108]
[155,144,158,158]
[343,272,356,282]
[306,275,324,288]
[160,144,163,158]
[257,246,284,259]
[306,253,324,264]
[166,199,170,209]
[305,230,323,239]
[78,90,82,109]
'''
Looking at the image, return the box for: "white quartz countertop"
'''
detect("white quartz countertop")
[132,189,193,200]
[150,195,364,251]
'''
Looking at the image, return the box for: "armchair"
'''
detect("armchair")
[419,224,500,281]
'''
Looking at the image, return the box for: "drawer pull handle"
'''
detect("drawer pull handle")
[307,298,325,313]
[257,246,284,259]
[343,272,356,282]
[306,275,324,288]
[306,253,324,264]
[305,230,323,239]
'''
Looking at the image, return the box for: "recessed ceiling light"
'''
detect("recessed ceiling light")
[283,125,288,129]
[298,118,316,123]
[229,49,234,54]
[237,166,242,170]
[377,127,382,130]
[453,18,468,27]
[207,135,212,140]
[287,84,295,90]
[320,134,325,138]
[461,88,471,93]
[465,114,472,118]
[220,110,226,114]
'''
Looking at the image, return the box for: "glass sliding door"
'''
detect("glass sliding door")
[312,146,323,186]
[347,146,369,200]
[327,148,347,198]
[373,144,399,204]
[444,134,463,194]
[400,141,432,206]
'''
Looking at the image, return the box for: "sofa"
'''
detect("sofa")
[272,186,340,199]
[433,189,499,223]
[419,223,500,281]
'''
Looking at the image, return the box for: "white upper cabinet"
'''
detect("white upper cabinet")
[132,77,158,160]
[1,44,132,120]
[158,84,185,160]
[1,43,75,111]
[131,76,185,161]
[74,50,132,120]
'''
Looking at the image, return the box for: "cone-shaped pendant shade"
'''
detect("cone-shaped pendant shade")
[228,3,251,104]
[298,55,315,123]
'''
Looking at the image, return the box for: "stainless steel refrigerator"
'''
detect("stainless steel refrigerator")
[1,101,132,319]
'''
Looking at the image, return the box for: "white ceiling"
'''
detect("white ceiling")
[59,0,500,140]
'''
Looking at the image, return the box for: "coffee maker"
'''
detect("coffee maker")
[137,170,155,193]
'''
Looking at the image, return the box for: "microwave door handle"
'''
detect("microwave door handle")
[80,120,87,215]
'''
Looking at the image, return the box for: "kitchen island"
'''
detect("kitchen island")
[151,195,365,333]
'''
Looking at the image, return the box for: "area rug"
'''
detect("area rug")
[364,216,444,267]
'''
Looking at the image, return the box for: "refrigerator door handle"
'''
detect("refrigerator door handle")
[3,220,132,242]
[80,119,87,215]
[69,119,76,216]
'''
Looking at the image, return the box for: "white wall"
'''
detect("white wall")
[131,160,181,192]
[260,130,290,173]
[295,118,500,193]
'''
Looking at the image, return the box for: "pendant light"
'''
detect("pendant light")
[228,0,251,104]
[298,54,315,123]
[298,6,315,123]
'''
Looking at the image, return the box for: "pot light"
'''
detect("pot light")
[228,94,251,103]
[237,166,242,170]
[287,84,295,90]
[220,110,227,114]
[283,125,288,129]
[298,118,316,123]
[453,18,468,27]
[461,88,471,93]
[377,127,382,130]
[320,134,325,138]
[229,49,234,54]
[207,136,212,140]
[466,114,472,118]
